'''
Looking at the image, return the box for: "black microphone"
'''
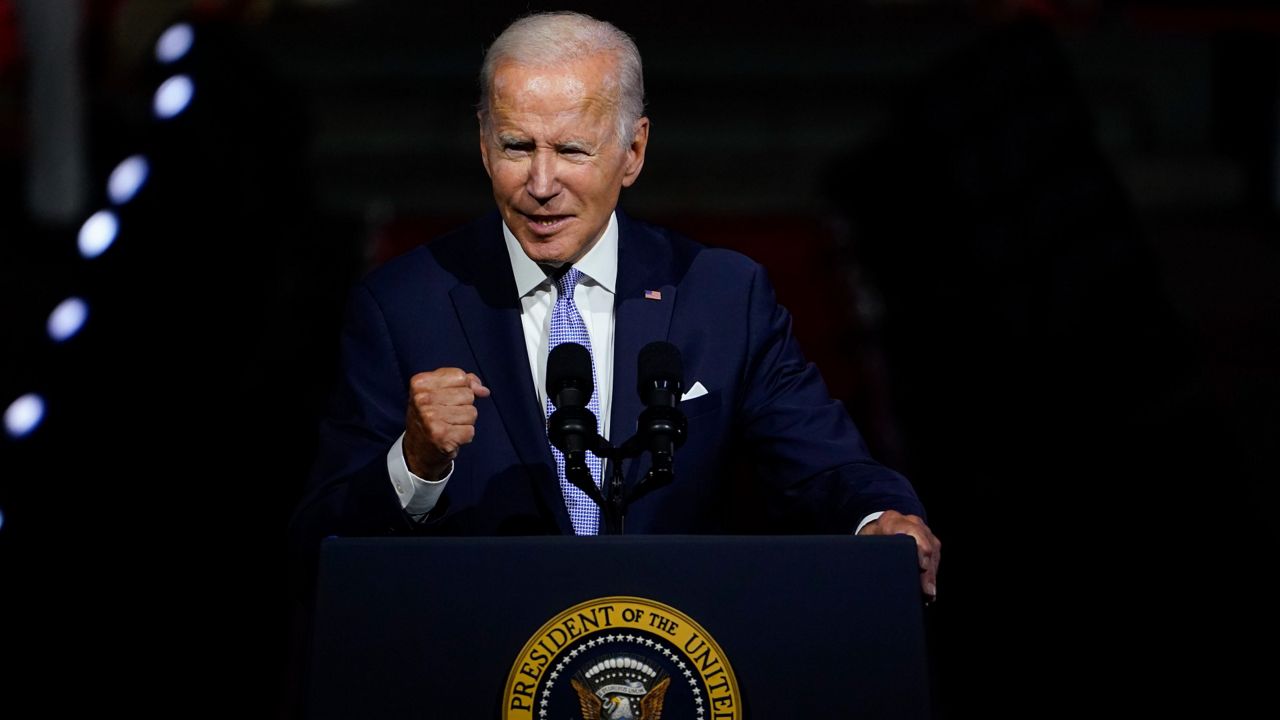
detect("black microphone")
[546,342,603,504]
[547,341,594,413]
[637,341,683,409]
[635,341,687,492]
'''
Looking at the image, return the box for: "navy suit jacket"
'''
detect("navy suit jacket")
[292,211,923,545]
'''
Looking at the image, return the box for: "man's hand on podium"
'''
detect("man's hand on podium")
[859,510,941,604]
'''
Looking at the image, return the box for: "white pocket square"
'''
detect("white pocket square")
[681,381,708,402]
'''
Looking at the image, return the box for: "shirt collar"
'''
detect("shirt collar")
[502,211,619,297]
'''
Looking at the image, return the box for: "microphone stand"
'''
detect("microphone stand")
[550,341,686,534]
[559,441,624,535]
[587,441,635,535]
[579,406,686,535]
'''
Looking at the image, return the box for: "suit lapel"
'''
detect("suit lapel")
[611,212,677,488]
[447,219,573,534]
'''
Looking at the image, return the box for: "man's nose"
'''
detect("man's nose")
[526,150,560,202]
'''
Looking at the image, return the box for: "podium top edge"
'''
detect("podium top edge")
[320,534,917,548]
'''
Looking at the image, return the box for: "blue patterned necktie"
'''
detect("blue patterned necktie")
[547,267,603,535]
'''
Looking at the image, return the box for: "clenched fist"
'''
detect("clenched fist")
[403,368,491,480]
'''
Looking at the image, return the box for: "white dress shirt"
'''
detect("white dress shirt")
[387,213,619,516]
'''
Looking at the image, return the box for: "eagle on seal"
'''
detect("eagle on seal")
[572,676,670,720]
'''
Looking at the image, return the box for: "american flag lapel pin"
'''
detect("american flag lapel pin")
[644,289,663,301]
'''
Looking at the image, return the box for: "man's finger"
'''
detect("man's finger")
[917,533,939,599]
[433,423,478,458]
[410,368,472,391]
[921,564,937,599]
[412,386,478,408]
[417,404,480,427]
[466,373,492,398]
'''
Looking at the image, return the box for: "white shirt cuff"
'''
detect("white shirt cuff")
[387,433,451,518]
[855,511,885,535]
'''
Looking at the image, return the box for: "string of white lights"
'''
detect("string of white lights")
[3,21,198,472]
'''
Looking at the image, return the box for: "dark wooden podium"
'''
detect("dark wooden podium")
[306,535,929,719]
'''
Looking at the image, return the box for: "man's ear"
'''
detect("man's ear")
[621,117,649,188]
[477,112,493,179]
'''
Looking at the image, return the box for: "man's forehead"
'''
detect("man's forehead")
[490,56,620,104]
[488,73,619,140]
[493,66,589,99]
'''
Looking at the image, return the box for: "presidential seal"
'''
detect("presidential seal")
[504,596,741,720]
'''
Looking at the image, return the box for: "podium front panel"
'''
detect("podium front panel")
[308,535,928,719]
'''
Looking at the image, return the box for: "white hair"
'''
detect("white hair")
[478,11,646,146]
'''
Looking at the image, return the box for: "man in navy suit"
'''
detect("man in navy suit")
[294,11,940,598]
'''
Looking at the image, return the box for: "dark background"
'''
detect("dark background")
[1,0,1275,716]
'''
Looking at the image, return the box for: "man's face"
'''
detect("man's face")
[479,53,649,266]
